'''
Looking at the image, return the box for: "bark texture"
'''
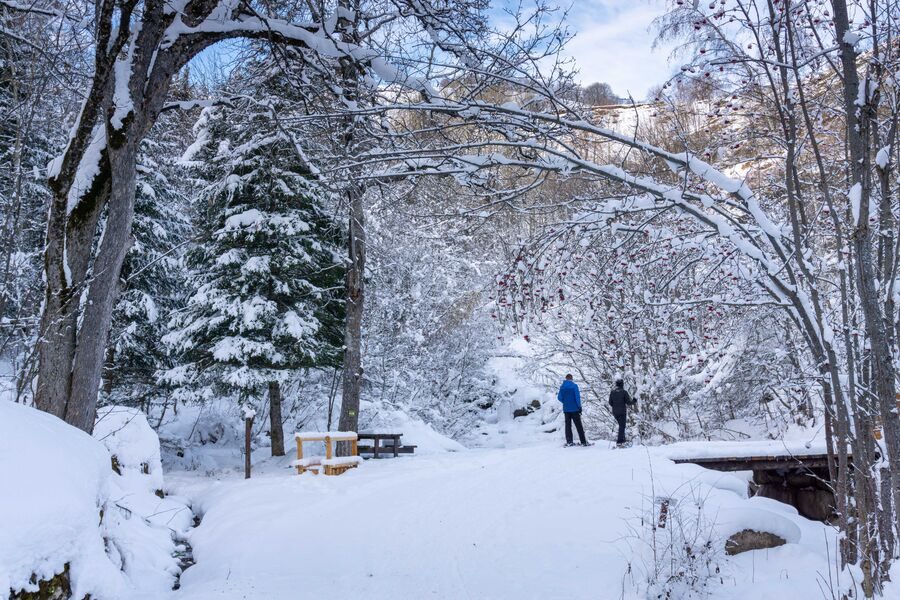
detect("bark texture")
[269,381,285,457]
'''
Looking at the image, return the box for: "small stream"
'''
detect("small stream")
[171,513,201,591]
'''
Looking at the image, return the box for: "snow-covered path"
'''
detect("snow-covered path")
[170,443,846,600]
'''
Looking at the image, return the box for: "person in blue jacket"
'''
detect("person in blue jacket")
[557,374,589,446]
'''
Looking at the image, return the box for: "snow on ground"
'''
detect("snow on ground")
[0,398,873,599]
[0,401,122,597]
[169,441,857,600]
[0,401,191,599]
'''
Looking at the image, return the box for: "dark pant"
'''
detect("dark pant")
[564,411,587,445]
[614,412,627,444]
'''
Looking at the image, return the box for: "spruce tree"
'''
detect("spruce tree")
[165,104,345,456]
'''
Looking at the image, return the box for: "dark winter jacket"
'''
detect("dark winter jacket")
[557,380,582,413]
[608,385,635,416]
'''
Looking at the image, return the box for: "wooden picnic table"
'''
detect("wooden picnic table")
[357,432,415,458]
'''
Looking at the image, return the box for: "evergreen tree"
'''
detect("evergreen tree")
[165,104,345,456]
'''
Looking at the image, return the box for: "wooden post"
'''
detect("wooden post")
[325,435,333,460]
[244,414,254,479]
[351,438,358,456]
[393,435,399,458]
[296,436,303,475]
[373,434,380,459]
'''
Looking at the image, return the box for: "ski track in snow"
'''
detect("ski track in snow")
[169,443,844,600]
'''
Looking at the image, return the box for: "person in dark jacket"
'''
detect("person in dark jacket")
[557,374,589,446]
[608,379,636,446]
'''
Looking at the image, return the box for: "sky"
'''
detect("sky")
[188,0,678,101]
[551,0,676,100]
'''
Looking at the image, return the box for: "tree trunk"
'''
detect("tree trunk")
[268,381,285,457]
[34,164,109,424]
[336,0,365,448]
[338,184,365,439]
[832,0,900,545]
[67,140,137,432]
[244,415,254,479]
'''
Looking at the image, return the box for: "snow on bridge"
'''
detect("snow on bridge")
[662,439,833,471]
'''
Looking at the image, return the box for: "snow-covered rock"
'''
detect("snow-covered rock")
[94,406,193,593]
[95,406,165,494]
[0,401,126,597]
[0,401,191,598]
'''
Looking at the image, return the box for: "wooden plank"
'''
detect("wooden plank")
[296,437,304,475]
[358,445,416,456]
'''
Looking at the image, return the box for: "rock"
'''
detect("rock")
[512,408,529,418]
[795,488,836,522]
[530,399,541,409]
[11,564,72,600]
[725,529,787,555]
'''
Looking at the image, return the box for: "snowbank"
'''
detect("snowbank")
[95,406,166,493]
[94,406,193,593]
[0,401,125,597]
[156,401,247,472]
[0,402,191,598]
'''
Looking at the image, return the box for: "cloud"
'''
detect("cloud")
[556,0,676,100]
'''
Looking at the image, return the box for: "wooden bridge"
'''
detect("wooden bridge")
[666,441,840,522]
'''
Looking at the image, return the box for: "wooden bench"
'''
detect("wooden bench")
[357,433,417,458]
[293,432,361,476]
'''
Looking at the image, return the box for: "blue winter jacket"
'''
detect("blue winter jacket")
[557,380,582,413]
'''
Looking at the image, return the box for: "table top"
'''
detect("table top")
[295,431,359,442]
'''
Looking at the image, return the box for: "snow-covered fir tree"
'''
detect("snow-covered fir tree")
[165,104,345,456]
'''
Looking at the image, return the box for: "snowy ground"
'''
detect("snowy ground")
[2,400,881,599]
[168,442,855,600]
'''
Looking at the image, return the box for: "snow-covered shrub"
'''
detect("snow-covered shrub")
[626,484,724,599]
[0,401,190,598]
